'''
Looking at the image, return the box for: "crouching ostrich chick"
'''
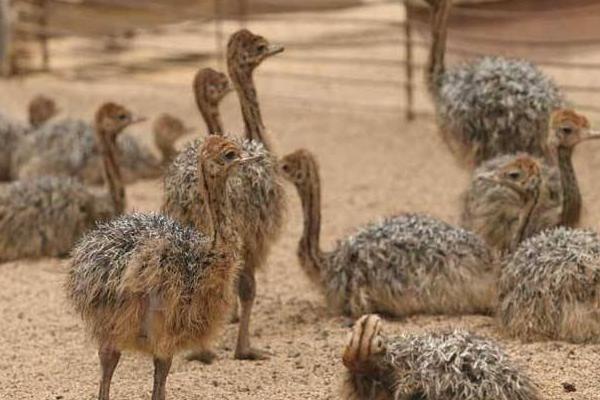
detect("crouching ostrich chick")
[165,30,286,360]
[341,315,541,400]
[498,227,600,343]
[461,109,600,252]
[280,149,497,318]
[426,0,563,167]
[0,102,140,262]
[66,136,250,400]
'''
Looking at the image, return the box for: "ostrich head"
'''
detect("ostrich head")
[28,95,59,128]
[95,102,145,140]
[227,29,284,72]
[194,67,232,105]
[549,109,600,150]
[479,155,541,198]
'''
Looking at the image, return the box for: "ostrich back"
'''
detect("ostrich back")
[499,227,600,343]
[384,330,540,400]
[67,212,238,356]
[460,154,562,253]
[436,57,563,166]
[163,137,285,268]
[0,176,98,261]
[325,213,495,317]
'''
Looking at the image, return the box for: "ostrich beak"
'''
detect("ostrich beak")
[582,128,600,141]
[238,154,263,164]
[266,44,284,57]
[130,115,147,125]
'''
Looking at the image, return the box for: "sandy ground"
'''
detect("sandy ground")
[2,1,600,399]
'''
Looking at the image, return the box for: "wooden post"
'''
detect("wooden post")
[39,0,49,71]
[404,11,415,121]
[238,0,247,29]
[214,0,224,70]
[0,0,11,76]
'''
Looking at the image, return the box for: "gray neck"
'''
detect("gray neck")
[96,128,125,215]
[510,188,540,252]
[199,165,230,250]
[558,146,581,227]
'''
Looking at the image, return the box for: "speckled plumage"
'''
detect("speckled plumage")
[341,315,540,400]
[0,112,28,180]
[461,154,562,253]
[0,176,112,261]
[163,136,285,266]
[66,212,239,356]
[498,227,600,343]
[427,1,564,166]
[325,213,496,317]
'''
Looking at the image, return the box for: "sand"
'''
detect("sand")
[1,1,600,399]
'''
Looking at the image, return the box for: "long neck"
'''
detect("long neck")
[229,65,270,149]
[154,132,178,166]
[426,0,451,97]
[96,128,125,215]
[197,98,224,136]
[199,167,230,250]
[510,189,540,253]
[558,146,581,227]
[296,164,325,286]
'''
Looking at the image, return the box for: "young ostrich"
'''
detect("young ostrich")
[0,95,59,180]
[66,136,249,400]
[193,67,232,135]
[498,227,600,343]
[11,112,188,184]
[426,0,563,167]
[280,149,497,318]
[0,103,140,262]
[165,30,286,360]
[461,109,600,251]
[341,314,541,400]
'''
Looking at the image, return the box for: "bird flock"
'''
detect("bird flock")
[1,1,600,399]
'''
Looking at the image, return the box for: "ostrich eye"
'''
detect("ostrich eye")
[224,150,237,161]
[561,126,574,135]
[507,171,521,180]
[281,164,290,173]
[118,114,128,121]
[256,44,267,53]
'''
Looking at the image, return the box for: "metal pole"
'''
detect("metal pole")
[214,0,224,70]
[404,8,415,121]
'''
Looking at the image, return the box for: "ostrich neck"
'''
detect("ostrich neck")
[229,66,270,149]
[297,168,326,286]
[558,146,581,227]
[510,189,540,253]
[197,100,224,136]
[96,128,125,215]
[199,166,230,250]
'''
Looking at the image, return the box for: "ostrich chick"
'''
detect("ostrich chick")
[280,149,496,318]
[166,30,286,360]
[0,102,139,262]
[66,136,251,400]
[461,109,600,251]
[426,0,563,167]
[193,67,232,135]
[498,227,600,343]
[341,314,541,400]
[0,95,59,180]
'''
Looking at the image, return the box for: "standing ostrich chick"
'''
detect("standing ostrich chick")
[461,109,600,251]
[341,315,541,400]
[193,67,232,135]
[280,149,497,317]
[498,227,600,343]
[67,136,251,400]
[165,30,286,360]
[0,102,140,262]
[426,0,563,166]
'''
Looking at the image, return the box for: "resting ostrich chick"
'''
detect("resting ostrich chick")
[193,67,232,135]
[498,227,600,343]
[0,102,139,262]
[341,314,541,400]
[461,109,600,251]
[165,30,285,360]
[280,149,496,317]
[0,95,59,180]
[426,0,563,167]
[67,136,249,400]
[12,112,187,184]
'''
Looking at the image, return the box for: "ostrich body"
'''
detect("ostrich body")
[0,103,137,262]
[498,227,600,343]
[461,109,600,250]
[165,30,286,360]
[0,95,59,180]
[280,149,496,317]
[67,136,247,400]
[427,0,563,167]
[341,314,541,400]
[11,113,187,184]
